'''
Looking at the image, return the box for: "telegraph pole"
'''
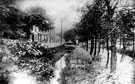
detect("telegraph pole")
[133,28,135,61]
[60,18,63,69]
[60,18,63,45]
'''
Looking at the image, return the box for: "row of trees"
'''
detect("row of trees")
[63,0,135,73]
[0,0,53,39]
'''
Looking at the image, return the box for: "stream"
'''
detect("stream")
[50,53,67,84]
[8,53,67,84]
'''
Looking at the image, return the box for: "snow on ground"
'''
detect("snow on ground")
[8,65,37,84]
[10,70,37,84]
[95,49,135,84]
[50,54,67,84]
[116,53,134,84]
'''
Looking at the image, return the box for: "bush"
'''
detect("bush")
[0,39,57,83]
[0,74,9,84]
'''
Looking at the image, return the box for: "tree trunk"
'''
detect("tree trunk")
[86,40,89,51]
[104,0,118,73]
[133,33,135,61]
[106,37,110,68]
[90,37,94,56]
[111,33,113,64]
[98,39,101,56]
[102,40,105,51]
[94,38,97,59]
[120,33,122,49]
[123,35,125,50]
[110,33,117,73]
[121,35,125,62]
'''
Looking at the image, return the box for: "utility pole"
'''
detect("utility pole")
[61,18,63,45]
[133,28,135,61]
[60,18,63,69]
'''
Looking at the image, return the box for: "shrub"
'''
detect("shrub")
[0,74,9,84]
[0,39,57,83]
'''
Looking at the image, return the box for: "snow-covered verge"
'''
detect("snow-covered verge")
[94,49,135,84]
[59,47,95,84]
[58,45,135,84]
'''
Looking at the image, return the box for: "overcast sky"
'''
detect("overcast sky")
[15,0,134,33]
[15,0,90,33]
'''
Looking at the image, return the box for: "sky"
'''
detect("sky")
[15,0,90,33]
[15,0,135,34]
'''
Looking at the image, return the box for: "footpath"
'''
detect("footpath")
[94,49,135,84]
[58,46,135,84]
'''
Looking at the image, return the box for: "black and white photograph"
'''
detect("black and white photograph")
[0,0,135,84]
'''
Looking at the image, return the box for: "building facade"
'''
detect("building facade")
[31,26,59,43]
